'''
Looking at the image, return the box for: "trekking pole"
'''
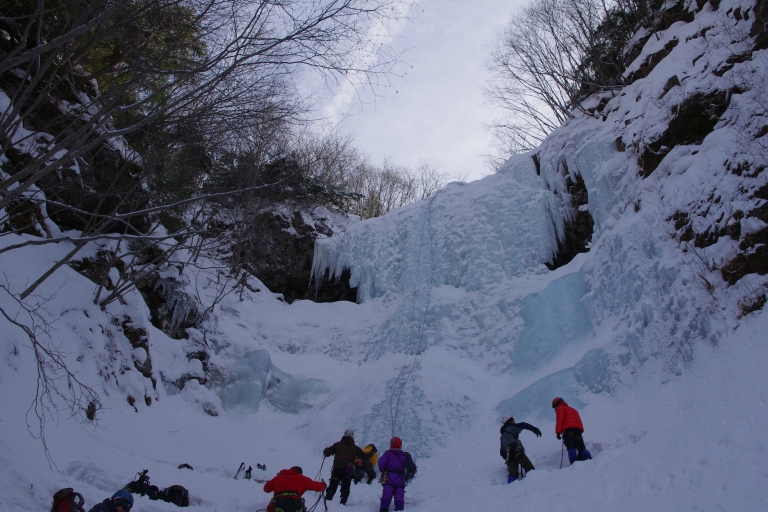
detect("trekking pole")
[559,440,564,469]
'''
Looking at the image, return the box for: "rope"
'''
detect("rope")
[306,488,325,512]
[389,196,436,437]
[314,457,326,481]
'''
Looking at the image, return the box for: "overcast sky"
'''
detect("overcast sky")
[322,0,525,182]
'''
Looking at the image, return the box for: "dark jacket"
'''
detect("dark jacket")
[263,468,326,496]
[88,499,118,512]
[499,421,541,458]
[323,436,368,469]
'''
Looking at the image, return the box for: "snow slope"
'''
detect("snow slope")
[2,0,768,511]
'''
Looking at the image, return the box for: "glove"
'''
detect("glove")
[556,433,561,440]
[534,428,542,437]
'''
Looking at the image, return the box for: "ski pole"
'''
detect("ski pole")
[559,440,564,469]
[235,462,245,479]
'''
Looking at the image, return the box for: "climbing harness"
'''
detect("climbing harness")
[389,196,437,436]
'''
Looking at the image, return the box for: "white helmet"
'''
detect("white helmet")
[501,415,512,424]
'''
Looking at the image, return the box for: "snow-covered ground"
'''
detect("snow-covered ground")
[2,0,768,510]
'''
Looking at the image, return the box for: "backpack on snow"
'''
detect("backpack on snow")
[125,469,189,507]
[125,469,160,499]
[51,488,85,512]
[158,485,190,507]
[403,452,417,483]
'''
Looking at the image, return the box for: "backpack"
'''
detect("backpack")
[403,453,417,483]
[363,444,378,466]
[158,485,190,507]
[51,488,85,512]
[125,470,189,507]
[125,469,160,499]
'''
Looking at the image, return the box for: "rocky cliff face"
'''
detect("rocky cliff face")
[235,207,358,304]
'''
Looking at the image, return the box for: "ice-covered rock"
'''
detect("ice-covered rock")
[212,350,327,414]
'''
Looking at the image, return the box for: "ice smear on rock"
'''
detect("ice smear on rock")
[513,271,592,370]
[212,350,327,414]
[497,368,585,424]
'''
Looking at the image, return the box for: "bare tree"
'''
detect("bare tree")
[0,0,410,454]
[0,281,100,465]
[485,0,647,159]
[0,0,410,286]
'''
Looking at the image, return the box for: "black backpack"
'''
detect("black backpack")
[158,485,190,507]
[403,453,417,483]
[125,470,189,507]
[125,470,160,499]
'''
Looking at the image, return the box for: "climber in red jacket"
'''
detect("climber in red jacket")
[263,467,326,512]
[552,397,592,465]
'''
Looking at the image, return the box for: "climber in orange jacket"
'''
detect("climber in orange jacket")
[552,397,592,465]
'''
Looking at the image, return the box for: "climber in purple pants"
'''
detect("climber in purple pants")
[377,437,416,512]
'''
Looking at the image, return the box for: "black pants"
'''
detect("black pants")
[271,496,305,512]
[353,461,376,484]
[563,428,587,452]
[505,443,534,478]
[325,467,351,502]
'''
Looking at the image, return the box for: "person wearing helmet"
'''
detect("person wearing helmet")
[552,397,592,464]
[499,414,542,483]
[377,437,416,512]
[323,429,371,505]
[88,490,134,512]
[263,466,326,512]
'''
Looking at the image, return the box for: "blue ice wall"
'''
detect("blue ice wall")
[512,272,592,370]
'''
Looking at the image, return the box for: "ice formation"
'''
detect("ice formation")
[213,350,327,414]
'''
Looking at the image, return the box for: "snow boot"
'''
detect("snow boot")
[568,448,579,464]
[579,449,592,460]
[340,496,347,505]
[507,476,517,483]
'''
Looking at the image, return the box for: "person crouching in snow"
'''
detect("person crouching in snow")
[552,397,592,464]
[378,437,416,512]
[88,490,133,512]
[353,443,378,484]
[263,466,326,512]
[499,415,542,483]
